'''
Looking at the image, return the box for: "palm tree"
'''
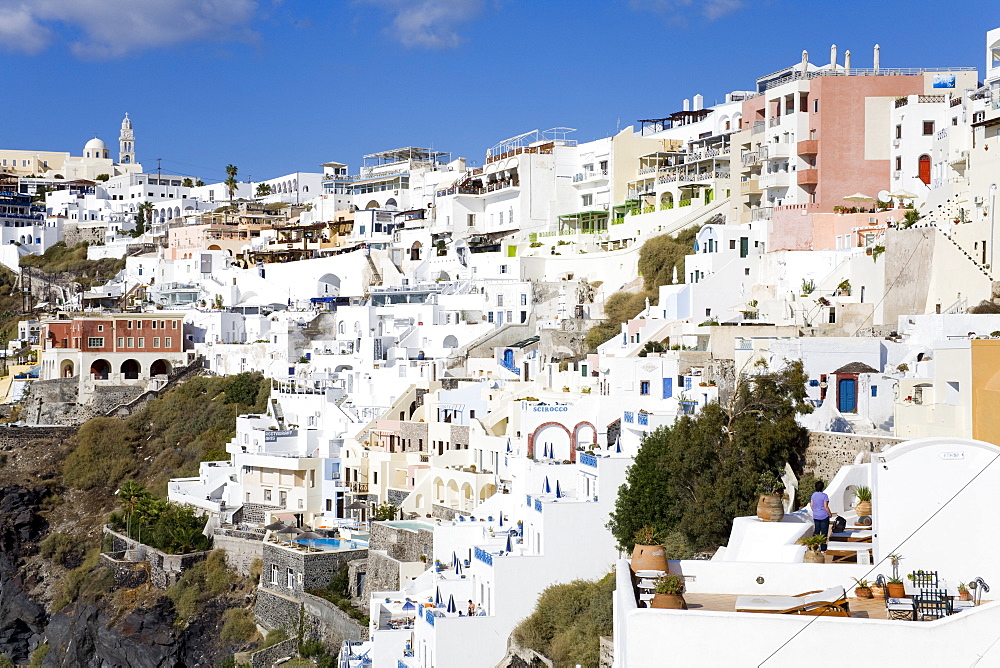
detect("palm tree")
[117,480,148,538]
[256,183,271,198]
[225,164,239,201]
[136,201,154,236]
[181,178,193,188]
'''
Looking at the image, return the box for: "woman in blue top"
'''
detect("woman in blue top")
[811,481,832,551]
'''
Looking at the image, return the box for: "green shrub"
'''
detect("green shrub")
[0,654,13,668]
[28,643,49,668]
[39,532,89,568]
[260,628,287,649]
[63,418,138,490]
[220,608,257,643]
[167,550,233,623]
[55,549,113,611]
[796,474,825,509]
[513,572,614,667]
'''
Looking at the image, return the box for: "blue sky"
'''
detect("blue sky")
[0,1,989,183]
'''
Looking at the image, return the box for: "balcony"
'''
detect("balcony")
[764,144,790,160]
[751,121,765,135]
[750,207,774,222]
[768,117,781,128]
[741,151,760,167]
[350,482,369,494]
[758,171,790,189]
[797,169,819,185]
[797,139,818,155]
[740,178,761,195]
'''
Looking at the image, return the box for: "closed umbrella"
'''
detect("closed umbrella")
[451,551,458,568]
[297,530,323,551]
[435,586,443,607]
[555,480,562,498]
[506,438,511,453]
[615,436,622,454]
[447,594,457,614]
[498,514,503,528]
[455,559,463,576]
[505,531,513,553]
[544,477,551,494]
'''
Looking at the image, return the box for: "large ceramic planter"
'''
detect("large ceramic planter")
[887,583,905,598]
[650,593,687,609]
[803,550,825,564]
[631,544,668,572]
[871,585,885,600]
[757,494,784,522]
[855,500,872,518]
[854,587,873,599]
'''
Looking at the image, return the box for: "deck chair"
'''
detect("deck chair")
[910,570,938,589]
[735,586,849,616]
[876,575,914,620]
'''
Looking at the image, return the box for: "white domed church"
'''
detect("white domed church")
[56,114,144,180]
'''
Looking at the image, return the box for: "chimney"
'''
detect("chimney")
[801,50,809,74]
[830,44,837,68]
[844,49,851,70]
[874,44,880,70]
[683,99,690,112]
[693,94,704,111]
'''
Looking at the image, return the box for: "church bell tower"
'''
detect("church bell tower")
[119,113,135,164]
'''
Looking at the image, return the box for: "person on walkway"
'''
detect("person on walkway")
[811,481,832,551]
[468,600,475,617]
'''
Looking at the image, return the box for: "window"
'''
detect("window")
[117,337,124,347]
[468,214,475,227]
[136,321,142,329]
[895,156,902,171]
[137,338,144,348]
[895,125,902,139]
[153,337,159,348]
[487,312,494,323]
[127,320,133,328]
[506,310,513,322]
[640,381,650,395]
[287,568,294,589]
[923,121,934,135]
[871,386,878,397]
[499,264,508,274]
[97,325,104,332]
[127,337,134,347]
[264,489,271,501]
[730,239,736,249]
[165,337,172,348]
[813,100,819,113]
[497,294,504,307]
[87,337,104,347]
[271,565,279,585]
[582,194,593,207]
[172,321,177,329]
[520,293,527,306]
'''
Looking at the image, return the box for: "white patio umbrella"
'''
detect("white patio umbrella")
[890,189,918,199]
[843,193,874,203]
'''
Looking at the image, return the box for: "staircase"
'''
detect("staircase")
[365,254,383,286]
[913,196,992,280]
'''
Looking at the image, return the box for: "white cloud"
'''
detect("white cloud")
[0,0,258,59]
[630,0,745,21]
[359,0,485,49]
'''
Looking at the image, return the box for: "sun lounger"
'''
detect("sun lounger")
[735,586,849,616]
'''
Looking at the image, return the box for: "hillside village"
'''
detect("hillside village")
[3,26,1000,668]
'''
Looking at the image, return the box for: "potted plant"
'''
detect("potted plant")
[630,525,668,573]
[797,534,826,563]
[836,279,851,296]
[870,580,886,599]
[852,578,873,599]
[649,574,687,610]
[854,486,873,518]
[957,582,971,601]
[887,577,905,599]
[755,471,785,522]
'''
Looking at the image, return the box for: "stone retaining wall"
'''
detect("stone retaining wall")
[386,489,409,507]
[253,588,364,647]
[369,522,433,563]
[98,552,150,589]
[249,636,298,668]
[242,502,284,525]
[212,532,265,576]
[104,526,210,589]
[804,431,904,482]
[361,551,401,604]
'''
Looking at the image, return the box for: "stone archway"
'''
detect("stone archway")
[60,360,75,378]
[573,421,598,450]
[527,421,574,462]
[120,359,141,380]
[90,359,111,380]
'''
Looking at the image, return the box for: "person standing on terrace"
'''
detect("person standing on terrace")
[811,481,832,550]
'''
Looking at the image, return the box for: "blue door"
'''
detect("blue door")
[503,349,514,368]
[838,378,857,413]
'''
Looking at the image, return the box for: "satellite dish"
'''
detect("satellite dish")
[877,190,892,203]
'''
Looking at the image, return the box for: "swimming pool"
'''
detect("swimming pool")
[384,520,435,532]
[294,537,369,551]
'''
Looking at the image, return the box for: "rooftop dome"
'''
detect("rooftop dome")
[84,137,107,151]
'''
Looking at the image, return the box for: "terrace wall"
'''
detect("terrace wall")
[804,431,903,482]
